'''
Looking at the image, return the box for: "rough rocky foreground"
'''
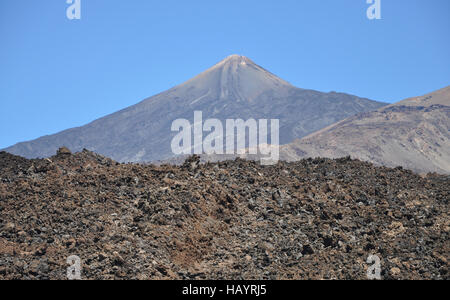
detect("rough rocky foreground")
[0,149,448,280]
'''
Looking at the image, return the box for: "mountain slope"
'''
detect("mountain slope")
[3,55,386,162]
[281,86,450,174]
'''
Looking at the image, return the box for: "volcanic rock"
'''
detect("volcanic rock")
[0,151,448,280]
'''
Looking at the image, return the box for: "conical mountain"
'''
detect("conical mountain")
[3,55,386,162]
[173,55,293,102]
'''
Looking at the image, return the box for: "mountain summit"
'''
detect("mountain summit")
[3,55,386,162]
[176,55,292,103]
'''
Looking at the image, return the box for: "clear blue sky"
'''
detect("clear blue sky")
[1,0,449,149]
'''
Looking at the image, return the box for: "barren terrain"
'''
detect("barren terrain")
[0,149,448,280]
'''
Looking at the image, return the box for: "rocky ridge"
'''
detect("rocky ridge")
[0,149,448,280]
[280,86,450,174]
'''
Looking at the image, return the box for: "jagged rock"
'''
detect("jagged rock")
[57,147,72,157]
[0,151,448,280]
